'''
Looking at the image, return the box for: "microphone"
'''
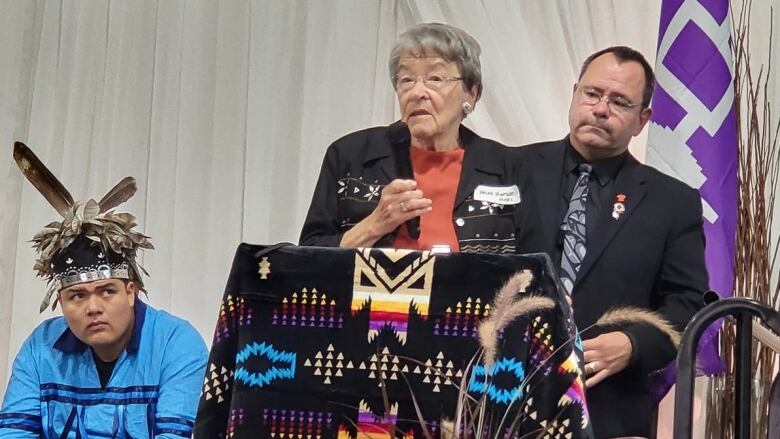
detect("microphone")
[387,120,420,239]
[703,290,721,305]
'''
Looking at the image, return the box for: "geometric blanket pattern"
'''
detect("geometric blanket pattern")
[194,244,593,438]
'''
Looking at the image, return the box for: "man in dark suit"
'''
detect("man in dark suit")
[515,46,708,438]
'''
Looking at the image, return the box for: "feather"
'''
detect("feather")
[39,285,57,313]
[13,142,75,217]
[596,306,682,347]
[98,176,137,212]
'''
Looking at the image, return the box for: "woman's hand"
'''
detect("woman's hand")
[339,179,432,247]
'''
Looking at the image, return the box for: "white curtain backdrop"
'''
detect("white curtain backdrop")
[1,0,778,422]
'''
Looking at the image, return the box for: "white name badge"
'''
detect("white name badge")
[473,185,521,205]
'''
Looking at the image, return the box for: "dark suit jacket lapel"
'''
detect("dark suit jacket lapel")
[529,139,566,252]
[453,126,504,210]
[575,154,647,287]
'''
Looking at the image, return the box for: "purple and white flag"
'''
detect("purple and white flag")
[646,0,737,395]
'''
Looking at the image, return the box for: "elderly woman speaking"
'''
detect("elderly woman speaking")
[300,23,532,254]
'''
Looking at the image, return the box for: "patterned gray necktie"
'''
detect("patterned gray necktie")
[559,163,592,294]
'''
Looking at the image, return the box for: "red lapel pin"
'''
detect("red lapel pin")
[612,194,626,220]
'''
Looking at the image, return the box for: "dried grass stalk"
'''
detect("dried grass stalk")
[479,295,555,367]
[712,1,780,437]
[595,306,681,347]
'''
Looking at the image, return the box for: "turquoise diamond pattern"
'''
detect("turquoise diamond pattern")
[468,357,526,405]
[235,341,296,388]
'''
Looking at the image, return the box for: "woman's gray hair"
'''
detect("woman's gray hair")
[389,23,483,101]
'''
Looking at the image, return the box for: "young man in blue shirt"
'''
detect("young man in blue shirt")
[1,143,208,437]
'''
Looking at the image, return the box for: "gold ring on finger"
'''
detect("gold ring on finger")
[400,202,406,212]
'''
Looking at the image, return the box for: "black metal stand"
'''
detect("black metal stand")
[674,297,780,438]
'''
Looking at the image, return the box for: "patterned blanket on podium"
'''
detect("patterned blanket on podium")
[194,244,593,438]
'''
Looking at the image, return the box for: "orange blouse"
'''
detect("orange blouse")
[393,146,464,251]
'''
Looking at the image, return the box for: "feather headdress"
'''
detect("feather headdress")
[13,142,153,312]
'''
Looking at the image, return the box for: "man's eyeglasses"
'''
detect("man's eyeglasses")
[394,73,463,92]
[578,86,641,113]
